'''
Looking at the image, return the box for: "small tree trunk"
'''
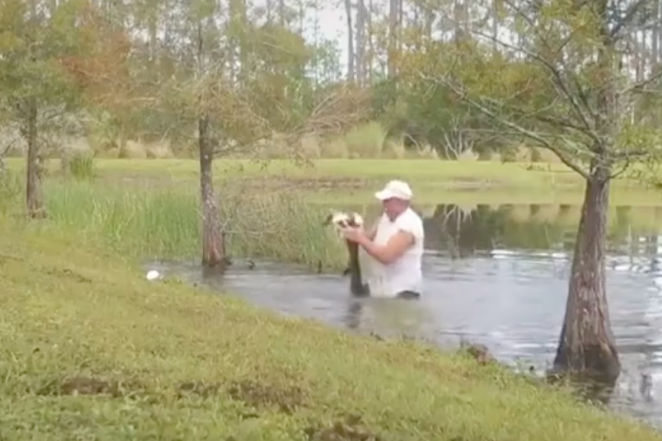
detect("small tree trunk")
[60,146,70,178]
[387,0,398,79]
[24,98,46,219]
[198,113,226,268]
[344,0,355,82]
[552,169,620,383]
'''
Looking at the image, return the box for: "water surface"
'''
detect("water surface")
[151,203,662,430]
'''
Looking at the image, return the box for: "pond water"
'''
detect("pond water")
[150,202,662,430]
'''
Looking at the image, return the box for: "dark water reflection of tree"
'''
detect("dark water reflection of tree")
[423,204,570,257]
[331,203,662,259]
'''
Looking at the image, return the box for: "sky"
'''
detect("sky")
[305,4,350,71]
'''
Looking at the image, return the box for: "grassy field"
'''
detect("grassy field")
[3,156,659,185]
[0,223,660,440]
[77,157,656,187]
[6,157,662,206]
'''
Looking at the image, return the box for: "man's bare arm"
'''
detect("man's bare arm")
[358,230,414,265]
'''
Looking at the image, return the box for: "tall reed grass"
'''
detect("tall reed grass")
[1,174,347,270]
[0,170,21,215]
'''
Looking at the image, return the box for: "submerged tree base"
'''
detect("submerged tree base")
[552,340,621,386]
[545,368,617,409]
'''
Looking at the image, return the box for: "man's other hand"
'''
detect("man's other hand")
[341,227,367,245]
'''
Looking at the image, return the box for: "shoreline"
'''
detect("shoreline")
[1,223,660,440]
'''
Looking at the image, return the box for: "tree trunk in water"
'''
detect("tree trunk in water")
[198,113,226,268]
[553,172,620,383]
[25,99,46,219]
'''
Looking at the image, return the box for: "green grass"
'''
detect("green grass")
[2,157,653,185]
[0,224,660,440]
[33,180,347,270]
[1,169,349,270]
[85,157,662,189]
[68,152,97,180]
[8,156,662,205]
[74,158,597,187]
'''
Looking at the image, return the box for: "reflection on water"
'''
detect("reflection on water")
[150,203,662,430]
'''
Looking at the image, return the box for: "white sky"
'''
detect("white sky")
[305,4,350,72]
[297,3,513,76]
[296,3,651,81]
[141,1,647,80]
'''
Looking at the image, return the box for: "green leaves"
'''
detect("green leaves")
[406,0,662,174]
[0,0,96,111]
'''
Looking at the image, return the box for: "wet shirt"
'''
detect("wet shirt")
[367,207,424,297]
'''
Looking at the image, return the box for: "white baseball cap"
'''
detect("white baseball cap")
[375,180,413,201]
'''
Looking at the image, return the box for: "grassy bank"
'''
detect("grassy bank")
[0,175,347,270]
[0,224,660,440]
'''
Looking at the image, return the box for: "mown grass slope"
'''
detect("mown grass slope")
[0,223,660,440]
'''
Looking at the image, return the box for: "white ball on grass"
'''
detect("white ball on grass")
[146,270,160,281]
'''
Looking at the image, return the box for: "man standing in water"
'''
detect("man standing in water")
[342,180,424,299]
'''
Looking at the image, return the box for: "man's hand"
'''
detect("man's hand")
[341,227,368,245]
[344,227,414,265]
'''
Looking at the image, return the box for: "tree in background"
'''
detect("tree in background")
[138,0,367,267]
[0,0,110,218]
[421,0,662,382]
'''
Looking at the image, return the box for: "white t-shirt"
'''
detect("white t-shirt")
[365,207,424,298]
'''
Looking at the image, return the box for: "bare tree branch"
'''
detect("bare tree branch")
[622,68,662,95]
[488,95,593,135]
[609,0,652,39]
[289,85,372,138]
[425,73,591,179]
[610,155,634,179]
[469,25,601,145]
[612,148,649,159]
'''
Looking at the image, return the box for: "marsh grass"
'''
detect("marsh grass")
[43,182,199,259]
[17,179,348,270]
[0,226,659,440]
[0,170,21,214]
[3,171,661,270]
[68,152,96,180]
[229,191,347,269]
